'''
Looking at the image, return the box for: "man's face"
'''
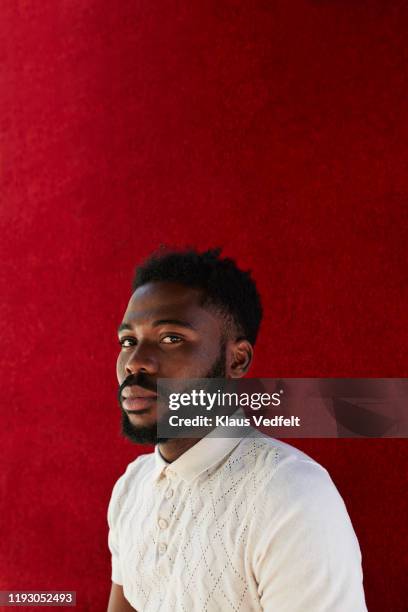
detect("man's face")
[116,281,227,444]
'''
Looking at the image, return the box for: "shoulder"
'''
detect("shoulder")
[241,436,366,610]
[107,452,155,524]
[236,431,325,474]
[236,433,344,512]
[238,435,358,551]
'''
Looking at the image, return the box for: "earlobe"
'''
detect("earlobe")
[229,339,253,378]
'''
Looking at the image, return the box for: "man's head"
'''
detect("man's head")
[116,247,262,444]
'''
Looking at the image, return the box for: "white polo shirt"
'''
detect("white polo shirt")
[108,431,367,611]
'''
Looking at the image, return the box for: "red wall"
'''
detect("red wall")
[1,2,407,610]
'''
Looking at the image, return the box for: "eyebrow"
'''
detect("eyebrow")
[117,319,197,334]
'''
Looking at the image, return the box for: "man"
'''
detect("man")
[107,247,367,611]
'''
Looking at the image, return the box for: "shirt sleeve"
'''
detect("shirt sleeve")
[107,476,126,585]
[252,458,368,612]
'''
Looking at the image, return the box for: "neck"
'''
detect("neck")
[158,437,201,463]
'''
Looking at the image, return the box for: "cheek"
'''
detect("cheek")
[116,353,124,383]
[175,342,221,376]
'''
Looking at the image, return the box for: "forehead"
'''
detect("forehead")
[121,281,221,331]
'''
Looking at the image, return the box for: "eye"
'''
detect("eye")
[161,335,183,345]
[118,337,136,348]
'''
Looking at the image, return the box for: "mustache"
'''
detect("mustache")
[117,373,157,405]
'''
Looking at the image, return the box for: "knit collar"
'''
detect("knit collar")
[152,432,244,484]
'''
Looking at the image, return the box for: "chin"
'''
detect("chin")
[121,412,159,445]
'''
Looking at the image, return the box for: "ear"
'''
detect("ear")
[227,339,253,378]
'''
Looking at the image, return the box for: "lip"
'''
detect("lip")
[121,385,157,412]
[122,397,157,412]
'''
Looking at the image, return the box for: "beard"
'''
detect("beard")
[119,344,227,445]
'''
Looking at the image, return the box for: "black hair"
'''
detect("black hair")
[132,247,263,345]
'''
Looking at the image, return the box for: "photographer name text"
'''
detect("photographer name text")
[168,414,300,428]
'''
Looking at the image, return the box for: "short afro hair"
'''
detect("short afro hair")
[132,247,263,345]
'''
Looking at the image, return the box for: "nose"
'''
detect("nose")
[124,341,159,376]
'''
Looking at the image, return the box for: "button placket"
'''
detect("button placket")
[165,487,174,499]
[164,468,175,502]
[156,468,175,563]
[158,517,168,530]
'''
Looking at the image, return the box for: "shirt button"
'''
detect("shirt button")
[165,488,174,499]
[158,518,168,530]
[158,542,167,554]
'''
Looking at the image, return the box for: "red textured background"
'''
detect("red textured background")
[1,1,407,610]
